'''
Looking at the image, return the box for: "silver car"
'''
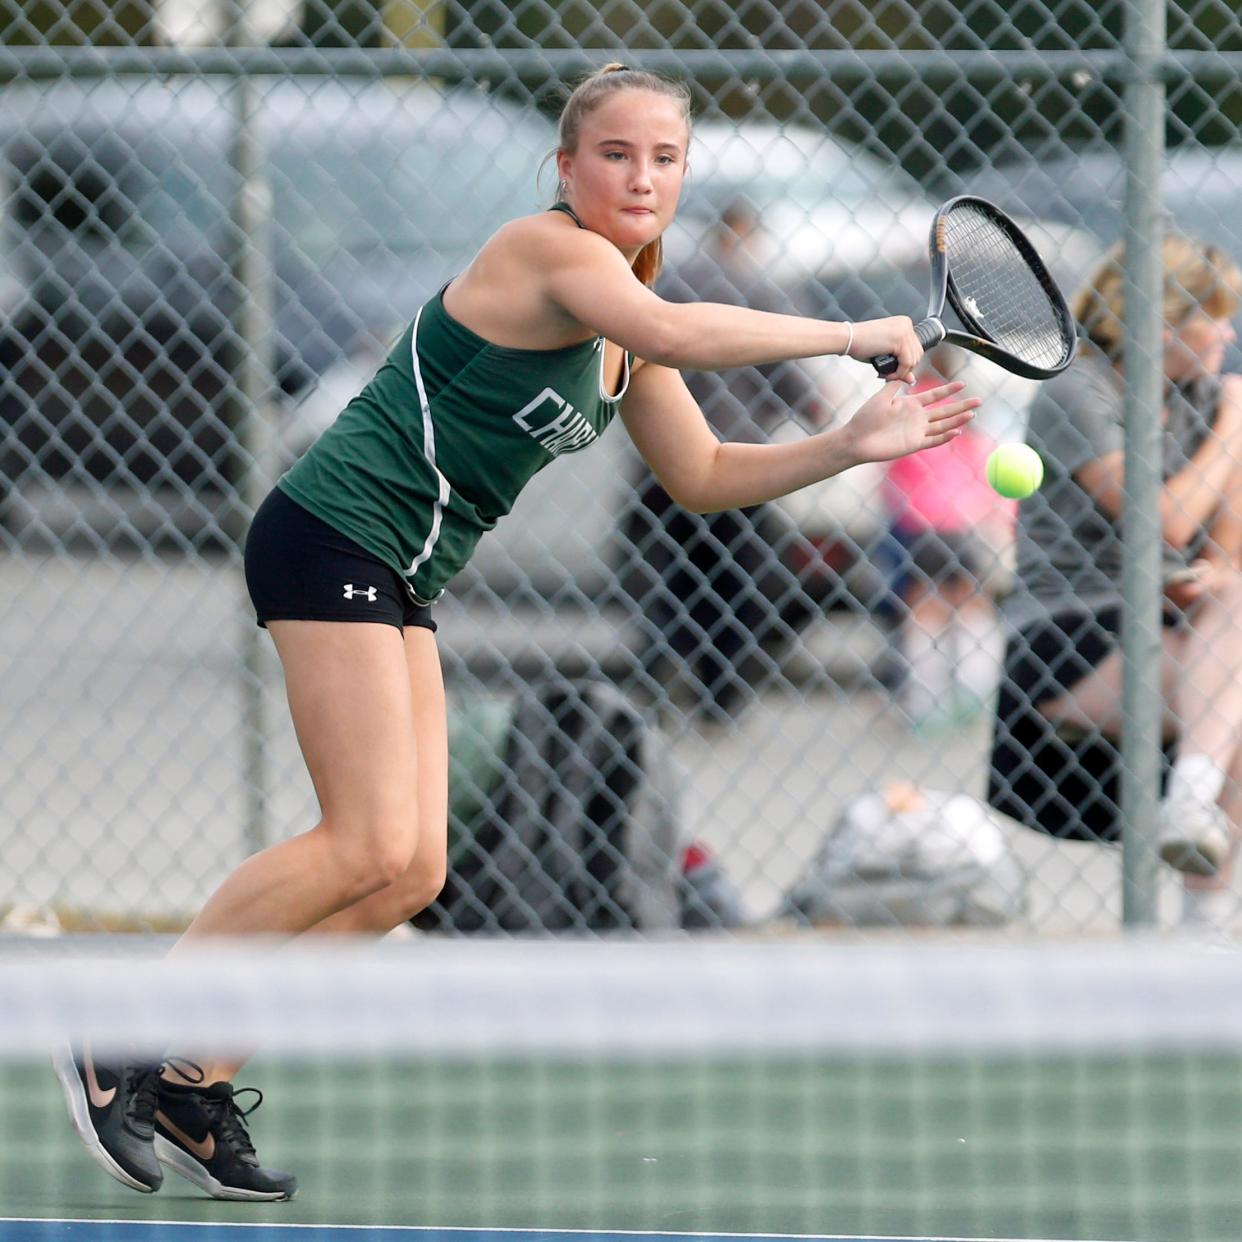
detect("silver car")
[0,76,555,546]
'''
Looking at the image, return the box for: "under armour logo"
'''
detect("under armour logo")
[343,584,378,602]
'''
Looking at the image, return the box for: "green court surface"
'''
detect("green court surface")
[4,1054,1242,1242]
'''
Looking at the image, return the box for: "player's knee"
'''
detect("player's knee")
[401,857,448,918]
[368,833,423,893]
[322,816,420,903]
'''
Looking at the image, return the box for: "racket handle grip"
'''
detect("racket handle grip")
[870,317,947,377]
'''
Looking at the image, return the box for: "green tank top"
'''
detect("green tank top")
[278,284,631,603]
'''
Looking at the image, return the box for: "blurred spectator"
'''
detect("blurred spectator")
[620,201,826,722]
[988,234,1242,929]
[879,352,1015,730]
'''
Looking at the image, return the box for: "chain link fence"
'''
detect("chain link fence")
[2,0,1238,937]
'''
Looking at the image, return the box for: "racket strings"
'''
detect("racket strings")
[943,204,1071,370]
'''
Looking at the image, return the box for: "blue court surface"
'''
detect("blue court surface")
[0,1227,1091,1242]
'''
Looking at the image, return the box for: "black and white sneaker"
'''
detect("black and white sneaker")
[1158,793,1230,876]
[52,1042,164,1193]
[154,1079,297,1201]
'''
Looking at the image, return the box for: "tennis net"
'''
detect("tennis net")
[3,935,1242,1242]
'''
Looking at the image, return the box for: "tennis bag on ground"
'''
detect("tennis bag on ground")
[417,676,695,933]
[779,781,1027,928]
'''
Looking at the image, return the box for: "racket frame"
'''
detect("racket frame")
[873,194,1076,381]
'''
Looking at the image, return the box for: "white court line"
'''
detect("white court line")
[0,1219,1113,1242]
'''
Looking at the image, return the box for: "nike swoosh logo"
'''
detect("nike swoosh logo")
[156,1110,216,1161]
[83,1043,116,1110]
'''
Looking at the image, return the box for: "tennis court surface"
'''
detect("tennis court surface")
[4,939,1241,1242]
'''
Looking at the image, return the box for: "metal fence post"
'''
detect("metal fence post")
[1119,0,1167,926]
[227,0,280,858]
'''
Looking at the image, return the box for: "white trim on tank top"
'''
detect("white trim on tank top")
[403,305,449,604]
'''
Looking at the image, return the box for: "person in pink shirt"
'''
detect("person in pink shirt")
[882,354,1016,728]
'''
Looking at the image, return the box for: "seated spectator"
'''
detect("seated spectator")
[988,235,1242,929]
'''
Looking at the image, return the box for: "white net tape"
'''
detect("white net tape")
[4,937,1241,1058]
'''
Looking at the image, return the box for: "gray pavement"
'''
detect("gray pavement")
[0,553,1186,934]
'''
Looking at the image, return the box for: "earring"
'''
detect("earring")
[558,179,568,199]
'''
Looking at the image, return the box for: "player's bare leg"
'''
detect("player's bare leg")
[152,620,447,1197]
[171,620,429,943]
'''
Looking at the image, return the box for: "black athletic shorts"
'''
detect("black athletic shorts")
[987,607,1174,843]
[244,487,436,632]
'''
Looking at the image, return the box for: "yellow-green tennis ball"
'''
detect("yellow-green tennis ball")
[986,443,1044,499]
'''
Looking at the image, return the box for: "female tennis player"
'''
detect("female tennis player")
[56,63,977,1201]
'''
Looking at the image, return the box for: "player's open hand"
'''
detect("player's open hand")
[844,379,979,464]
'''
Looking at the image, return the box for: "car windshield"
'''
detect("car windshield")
[683,126,923,217]
[270,139,545,259]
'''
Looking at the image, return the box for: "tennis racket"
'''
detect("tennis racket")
[872,195,1076,381]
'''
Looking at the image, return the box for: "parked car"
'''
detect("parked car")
[0,86,1090,607]
[664,116,936,280]
[0,76,556,546]
[949,144,1242,255]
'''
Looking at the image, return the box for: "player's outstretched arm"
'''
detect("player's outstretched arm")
[534,221,922,376]
[620,363,977,514]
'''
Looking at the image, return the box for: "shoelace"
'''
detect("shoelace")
[203,1087,265,1161]
[162,1056,206,1087]
[124,1066,162,1135]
